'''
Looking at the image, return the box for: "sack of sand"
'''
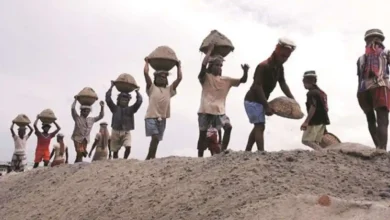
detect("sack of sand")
[268,96,304,119]
[148,46,179,71]
[12,114,31,127]
[114,73,139,93]
[76,87,98,106]
[199,30,234,58]
[38,109,57,124]
[320,132,341,148]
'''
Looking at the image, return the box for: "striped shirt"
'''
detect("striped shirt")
[357,49,390,92]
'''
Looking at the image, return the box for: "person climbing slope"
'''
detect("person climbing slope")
[50,133,68,167]
[71,97,104,163]
[89,122,111,161]
[144,57,182,160]
[300,71,330,150]
[357,29,390,150]
[9,123,33,172]
[197,43,248,157]
[33,116,61,168]
[106,81,142,159]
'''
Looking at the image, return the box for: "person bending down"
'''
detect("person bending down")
[244,38,296,152]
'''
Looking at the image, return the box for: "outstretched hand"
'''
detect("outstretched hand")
[144,57,149,63]
[176,60,181,68]
[241,64,250,72]
[99,101,105,107]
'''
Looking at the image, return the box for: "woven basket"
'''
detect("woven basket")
[148,46,178,71]
[114,73,139,93]
[77,87,98,106]
[200,30,234,57]
[12,114,31,127]
[320,132,341,148]
[38,109,57,124]
[268,96,304,119]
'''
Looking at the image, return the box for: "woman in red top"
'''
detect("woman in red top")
[33,115,61,168]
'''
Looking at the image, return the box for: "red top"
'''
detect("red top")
[36,133,54,150]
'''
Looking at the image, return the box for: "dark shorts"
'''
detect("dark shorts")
[198,113,231,131]
[145,118,167,141]
[358,86,390,112]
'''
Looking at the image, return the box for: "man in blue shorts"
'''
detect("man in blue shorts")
[244,38,297,151]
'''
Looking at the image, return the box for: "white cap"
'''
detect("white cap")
[278,37,296,51]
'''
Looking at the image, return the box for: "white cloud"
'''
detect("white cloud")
[0,0,386,162]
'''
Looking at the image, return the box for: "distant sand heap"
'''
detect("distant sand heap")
[1,143,390,220]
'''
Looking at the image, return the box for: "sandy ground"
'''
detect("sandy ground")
[1,142,390,220]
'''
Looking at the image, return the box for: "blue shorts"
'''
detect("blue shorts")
[145,118,167,141]
[244,101,265,124]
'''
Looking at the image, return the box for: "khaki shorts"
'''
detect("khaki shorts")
[111,129,131,152]
[302,124,326,143]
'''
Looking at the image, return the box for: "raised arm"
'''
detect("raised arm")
[93,101,105,122]
[50,121,61,137]
[278,70,295,99]
[10,123,16,137]
[199,43,214,84]
[240,64,249,83]
[129,89,143,113]
[71,97,79,120]
[27,124,34,138]
[33,116,41,136]
[144,57,153,90]
[105,81,117,112]
[171,61,183,91]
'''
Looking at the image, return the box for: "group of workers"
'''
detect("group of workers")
[8,28,390,172]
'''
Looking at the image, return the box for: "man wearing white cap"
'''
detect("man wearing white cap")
[244,38,296,152]
[357,29,390,150]
[50,133,68,167]
[71,97,105,163]
[300,71,330,150]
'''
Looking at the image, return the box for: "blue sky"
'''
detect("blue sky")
[1,0,388,162]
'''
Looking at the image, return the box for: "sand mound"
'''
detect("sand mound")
[1,144,390,220]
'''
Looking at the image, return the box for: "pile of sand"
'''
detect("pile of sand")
[1,143,390,220]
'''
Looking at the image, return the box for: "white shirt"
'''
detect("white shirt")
[13,135,29,154]
[53,143,68,160]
